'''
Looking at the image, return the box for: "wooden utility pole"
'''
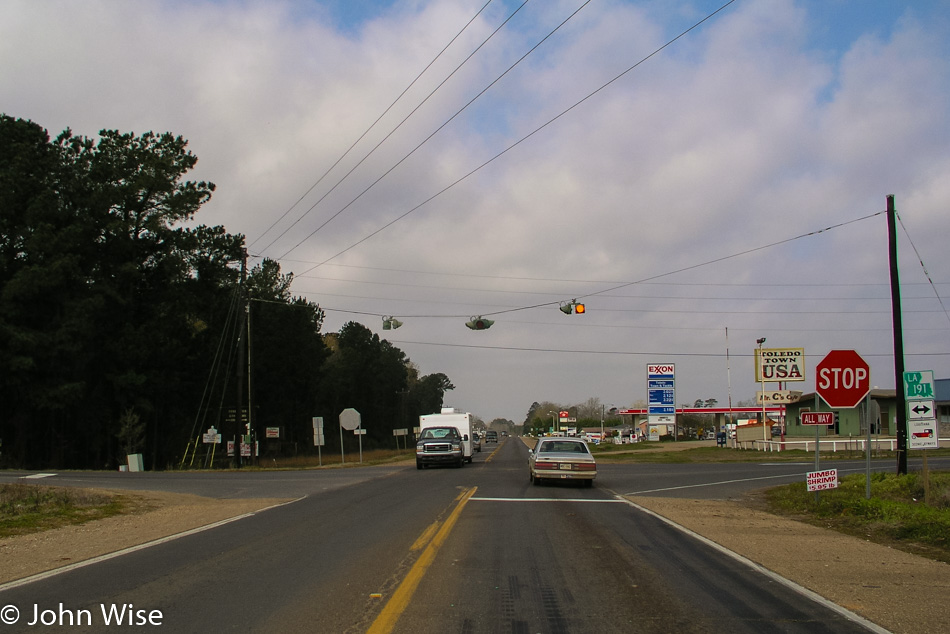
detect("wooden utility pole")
[886,195,907,475]
[234,248,248,468]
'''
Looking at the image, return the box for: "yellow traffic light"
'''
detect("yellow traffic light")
[559,300,585,314]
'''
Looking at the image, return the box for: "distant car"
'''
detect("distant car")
[528,438,596,487]
[472,431,482,452]
[485,430,498,443]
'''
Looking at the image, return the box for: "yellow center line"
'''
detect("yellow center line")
[409,519,441,551]
[484,438,506,463]
[367,486,477,634]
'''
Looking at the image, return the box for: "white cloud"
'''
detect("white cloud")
[3,0,949,422]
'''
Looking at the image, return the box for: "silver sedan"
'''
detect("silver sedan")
[528,438,596,487]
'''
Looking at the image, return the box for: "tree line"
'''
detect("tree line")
[0,115,454,469]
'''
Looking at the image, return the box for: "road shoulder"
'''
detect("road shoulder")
[0,489,287,585]
[628,495,950,634]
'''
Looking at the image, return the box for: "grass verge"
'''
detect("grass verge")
[591,444,950,463]
[249,448,415,470]
[0,484,128,538]
[762,470,950,564]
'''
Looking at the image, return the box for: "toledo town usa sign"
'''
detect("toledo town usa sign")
[755,348,805,382]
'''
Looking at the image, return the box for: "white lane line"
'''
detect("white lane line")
[619,497,891,634]
[622,466,879,496]
[0,497,305,593]
[471,497,624,503]
[19,473,57,479]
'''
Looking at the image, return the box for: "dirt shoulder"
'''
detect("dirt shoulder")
[629,495,950,634]
[0,489,288,586]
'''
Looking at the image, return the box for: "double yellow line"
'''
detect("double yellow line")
[367,486,477,634]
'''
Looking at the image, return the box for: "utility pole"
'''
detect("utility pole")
[234,248,248,468]
[887,195,907,475]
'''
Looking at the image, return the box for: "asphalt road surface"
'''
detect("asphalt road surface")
[2,440,937,632]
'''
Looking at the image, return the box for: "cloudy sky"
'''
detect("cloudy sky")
[4,0,950,424]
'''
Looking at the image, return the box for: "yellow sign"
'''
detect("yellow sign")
[755,348,805,382]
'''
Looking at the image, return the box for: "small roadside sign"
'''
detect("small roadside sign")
[903,370,935,399]
[340,408,361,431]
[908,400,935,421]
[807,469,838,492]
[801,411,834,426]
[757,390,803,404]
[905,370,938,450]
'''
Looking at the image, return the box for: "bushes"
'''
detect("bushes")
[765,471,950,561]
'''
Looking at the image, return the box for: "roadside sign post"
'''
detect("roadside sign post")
[755,347,806,445]
[814,350,870,501]
[647,364,675,441]
[904,371,937,504]
[313,417,324,466]
[340,408,362,464]
[801,409,836,498]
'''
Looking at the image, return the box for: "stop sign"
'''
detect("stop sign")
[815,350,870,408]
[339,408,362,431]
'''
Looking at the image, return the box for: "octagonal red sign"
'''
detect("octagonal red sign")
[816,350,870,409]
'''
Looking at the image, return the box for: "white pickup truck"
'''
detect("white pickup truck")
[417,408,475,467]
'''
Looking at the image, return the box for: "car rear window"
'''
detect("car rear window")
[539,441,589,454]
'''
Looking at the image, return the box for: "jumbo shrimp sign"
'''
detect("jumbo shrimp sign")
[754,348,805,382]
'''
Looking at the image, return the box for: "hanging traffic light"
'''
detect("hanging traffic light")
[559,300,585,314]
[382,316,403,330]
[465,316,494,330]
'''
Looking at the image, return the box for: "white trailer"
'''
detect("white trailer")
[419,408,474,463]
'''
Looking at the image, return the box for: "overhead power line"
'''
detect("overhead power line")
[380,339,950,358]
[280,0,591,262]
[290,260,948,288]
[293,0,738,274]
[468,211,886,318]
[248,0,499,254]
[896,210,950,328]
[303,210,914,323]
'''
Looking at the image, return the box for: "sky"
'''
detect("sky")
[3,0,950,424]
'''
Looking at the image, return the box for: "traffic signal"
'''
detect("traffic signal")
[559,300,585,314]
[382,316,403,330]
[465,316,494,330]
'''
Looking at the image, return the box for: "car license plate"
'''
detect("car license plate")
[559,464,572,470]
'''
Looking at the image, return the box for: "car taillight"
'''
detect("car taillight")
[573,463,596,471]
[534,461,558,469]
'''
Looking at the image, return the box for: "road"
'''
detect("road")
[2,440,937,632]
